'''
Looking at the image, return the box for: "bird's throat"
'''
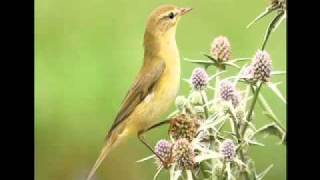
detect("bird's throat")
[143,30,179,63]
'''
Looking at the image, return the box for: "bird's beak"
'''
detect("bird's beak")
[179,7,192,16]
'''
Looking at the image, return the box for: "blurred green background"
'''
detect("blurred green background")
[35,0,286,179]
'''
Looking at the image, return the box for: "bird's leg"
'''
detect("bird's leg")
[137,132,166,164]
[137,119,171,165]
[145,119,170,132]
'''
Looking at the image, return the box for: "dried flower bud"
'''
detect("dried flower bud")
[169,114,200,142]
[252,50,272,82]
[220,139,236,162]
[211,36,231,62]
[219,80,241,108]
[154,139,173,168]
[175,96,187,111]
[191,68,209,91]
[172,138,195,170]
[190,91,203,105]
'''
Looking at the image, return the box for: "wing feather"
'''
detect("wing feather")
[106,59,166,138]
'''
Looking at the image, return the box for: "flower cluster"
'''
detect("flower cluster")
[139,33,285,180]
[191,68,209,91]
[172,138,195,170]
[219,80,241,108]
[220,139,236,162]
[211,36,231,62]
[242,50,272,83]
[169,114,200,142]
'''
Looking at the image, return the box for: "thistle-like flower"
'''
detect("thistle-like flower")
[169,114,200,142]
[219,80,241,107]
[252,50,272,82]
[211,36,231,62]
[154,139,173,168]
[191,68,209,91]
[172,138,195,170]
[220,139,236,162]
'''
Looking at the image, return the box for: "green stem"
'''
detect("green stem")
[201,91,209,119]
[241,83,263,136]
[219,161,226,180]
[214,67,222,99]
[199,91,211,178]
[228,110,250,180]
[200,162,211,179]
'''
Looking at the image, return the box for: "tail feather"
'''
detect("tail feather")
[86,132,120,180]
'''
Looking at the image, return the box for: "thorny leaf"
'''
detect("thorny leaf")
[208,71,226,81]
[246,5,277,29]
[258,93,285,131]
[255,164,274,180]
[153,167,163,180]
[222,62,240,69]
[254,123,285,143]
[184,58,216,67]
[266,82,287,104]
[271,70,286,76]
[228,57,251,63]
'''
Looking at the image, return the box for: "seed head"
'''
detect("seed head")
[172,138,195,170]
[211,36,231,62]
[220,139,236,162]
[191,68,209,91]
[169,114,200,142]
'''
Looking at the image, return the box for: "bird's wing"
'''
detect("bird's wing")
[107,59,166,138]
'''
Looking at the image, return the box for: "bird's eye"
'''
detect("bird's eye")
[168,12,175,19]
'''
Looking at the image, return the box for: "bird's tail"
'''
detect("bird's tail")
[86,130,125,180]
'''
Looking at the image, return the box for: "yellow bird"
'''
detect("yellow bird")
[87,4,192,180]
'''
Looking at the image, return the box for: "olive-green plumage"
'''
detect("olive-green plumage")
[87,5,192,180]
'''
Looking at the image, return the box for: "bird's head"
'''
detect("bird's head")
[145,5,192,38]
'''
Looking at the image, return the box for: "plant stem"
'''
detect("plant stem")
[201,91,209,119]
[261,11,285,50]
[228,110,250,180]
[214,67,222,99]
[219,161,226,180]
[241,82,263,136]
[199,91,212,178]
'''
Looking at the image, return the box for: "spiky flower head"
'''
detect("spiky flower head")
[220,139,236,162]
[172,138,195,170]
[154,139,173,168]
[169,114,200,142]
[252,50,272,82]
[219,80,241,107]
[211,36,231,62]
[175,96,187,111]
[191,68,209,91]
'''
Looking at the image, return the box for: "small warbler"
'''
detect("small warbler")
[87,4,192,180]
